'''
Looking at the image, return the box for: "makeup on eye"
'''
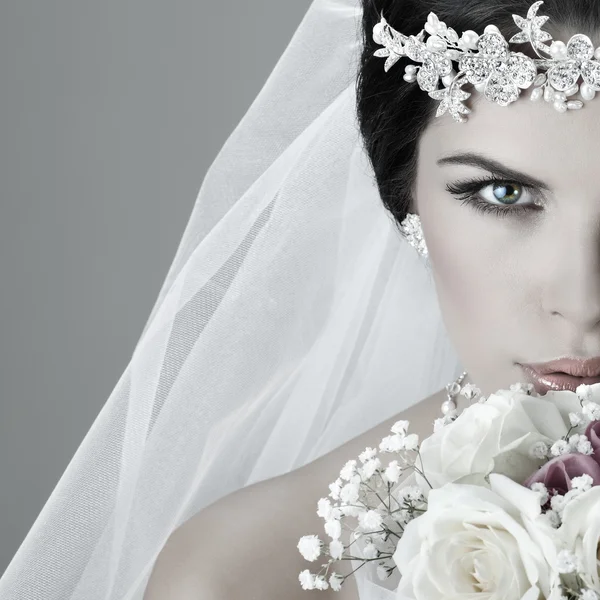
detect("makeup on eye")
[445,176,545,219]
[436,151,554,193]
[436,151,551,219]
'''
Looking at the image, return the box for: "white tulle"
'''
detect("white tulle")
[0,0,463,598]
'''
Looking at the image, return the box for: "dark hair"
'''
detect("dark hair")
[356,0,600,230]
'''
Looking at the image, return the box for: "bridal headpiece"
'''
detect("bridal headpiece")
[372,0,600,122]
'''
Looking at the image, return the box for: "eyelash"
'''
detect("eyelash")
[445,176,545,219]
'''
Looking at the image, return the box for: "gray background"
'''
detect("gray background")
[0,0,312,576]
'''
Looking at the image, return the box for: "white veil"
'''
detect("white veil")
[0,0,463,598]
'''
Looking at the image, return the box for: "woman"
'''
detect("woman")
[145,0,600,598]
[3,0,600,598]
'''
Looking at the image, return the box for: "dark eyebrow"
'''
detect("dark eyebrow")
[436,151,553,192]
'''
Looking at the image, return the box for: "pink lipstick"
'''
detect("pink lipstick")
[518,357,600,394]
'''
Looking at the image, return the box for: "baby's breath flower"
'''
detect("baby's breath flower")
[403,433,419,451]
[350,473,362,486]
[324,518,342,540]
[360,457,381,480]
[371,532,387,544]
[329,539,344,560]
[582,400,600,421]
[528,440,549,460]
[330,506,343,520]
[329,478,342,500]
[577,384,594,402]
[379,434,405,453]
[556,549,579,574]
[406,485,424,502]
[384,460,402,484]
[530,482,549,505]
[358,509,383,532]
[317,497,333,520]
[510,382,534,395]
[340,460,357,481]
[363,542,379,559]
[391,420,409,435]
[461,382,482,399]
[359,447,377,464]
[340,481,360,504]
[571,473,593,491]
[297,535,322,562]
[329,573,344,592]
[577,439,593,455]
[314,575,329,590]
[569,411,583,427]
[393,508,411,525]
[299,569,316,590]
[568,433,593,455]
[550,439,571,457]
[550,494,567,515]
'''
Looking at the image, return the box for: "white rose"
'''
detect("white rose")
[541,384,600,424]
[558,485,600,589]
[419,389,569,488]
[393,474,552,600]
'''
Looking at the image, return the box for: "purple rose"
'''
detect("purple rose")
[585,420,600,457]
[524,420,600,495]
[523,453,600,496]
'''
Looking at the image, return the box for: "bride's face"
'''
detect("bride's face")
[416,91,600,398]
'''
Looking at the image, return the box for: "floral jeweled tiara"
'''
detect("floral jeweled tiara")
[372,0,600,122]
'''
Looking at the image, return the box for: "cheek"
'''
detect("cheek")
[420,188,526,332]
[425,215,493,333]
[422,207,522,387]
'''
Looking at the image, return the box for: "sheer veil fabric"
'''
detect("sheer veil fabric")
[0,0,463,598]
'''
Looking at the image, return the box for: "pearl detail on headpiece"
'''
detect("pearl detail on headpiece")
[372,1,600,123]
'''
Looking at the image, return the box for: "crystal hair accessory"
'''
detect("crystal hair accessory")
[372,0,600,122]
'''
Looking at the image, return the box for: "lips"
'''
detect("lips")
[519,363,600,394]
[522,356,600,378]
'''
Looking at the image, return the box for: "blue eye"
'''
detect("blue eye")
[445,176,545,219]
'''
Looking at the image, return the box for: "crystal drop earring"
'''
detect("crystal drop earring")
[399,212,428,258]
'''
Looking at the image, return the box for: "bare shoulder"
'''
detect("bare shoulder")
[144,387,446,600]
[299,386,447,486]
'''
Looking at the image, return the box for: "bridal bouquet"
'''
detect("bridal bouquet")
[297,381,600,599]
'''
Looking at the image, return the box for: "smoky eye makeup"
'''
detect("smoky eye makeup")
[437,151,551,219]
[445,175,546,219]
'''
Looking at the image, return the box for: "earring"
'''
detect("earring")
[399,212,428,258]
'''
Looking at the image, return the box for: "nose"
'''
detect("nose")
[543,220,600,333]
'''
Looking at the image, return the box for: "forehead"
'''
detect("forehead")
[419,91,600,187]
